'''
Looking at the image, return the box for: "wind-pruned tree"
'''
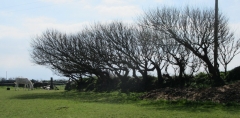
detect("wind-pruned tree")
[31,6,240,90]
[93,22,159,90]
[30,29,114,89]
[154,33,191,87]
[30,22,164,91]
[139,6,238,86]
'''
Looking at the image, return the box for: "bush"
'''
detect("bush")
[225,66,240,83]
[189,72,211,88]
[64,82,77,91]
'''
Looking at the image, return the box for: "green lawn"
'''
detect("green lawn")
[0,86,240,118]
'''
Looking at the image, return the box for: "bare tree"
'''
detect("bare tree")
[156,33,191,87]
[134,26,167,87]
[139,6,235,86]
[187,53,202,77]
[93,22,158,90]
[31,29,110,86]
[218,35,240,76]
[88,23,131,80]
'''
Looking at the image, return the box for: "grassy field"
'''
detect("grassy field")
[0,86,240,118]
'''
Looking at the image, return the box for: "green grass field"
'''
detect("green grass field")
[0,86,240,118]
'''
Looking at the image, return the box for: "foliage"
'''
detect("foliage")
[225,66,240,83]
[66,69,240,91]
[188,72,211,88]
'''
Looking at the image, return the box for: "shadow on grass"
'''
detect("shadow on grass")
[10,91,141,104]
[11,90,240,113]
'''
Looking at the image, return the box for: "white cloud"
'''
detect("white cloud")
[0,16,92,75]
[39,0,75,4]
[0,52,30,69]
[23,17,91,35]
[0,26,27,40]
[229,23,240,38]
[102,0,126,5]
[0,11,14,17]
[95,5,142,18]
[154,0,165,3]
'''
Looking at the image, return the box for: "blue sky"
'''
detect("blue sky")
[0,0,240,80]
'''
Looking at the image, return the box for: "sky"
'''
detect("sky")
[0,0,240,80]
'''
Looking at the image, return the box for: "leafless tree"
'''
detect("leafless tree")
[30,29,110,86]
[139,6,235,86]
[187,53,202,77]
[156,33,191,87]
[92,22,158,89]
[134,26,168,87]
[88,23,131,80]
[218,34,240,76]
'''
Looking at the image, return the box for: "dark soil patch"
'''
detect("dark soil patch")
[140,81,240,103]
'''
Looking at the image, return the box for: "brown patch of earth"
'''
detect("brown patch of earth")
[140,81,240,103]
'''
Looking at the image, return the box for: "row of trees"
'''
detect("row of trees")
[30,7,240,91]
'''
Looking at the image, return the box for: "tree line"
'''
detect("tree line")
[30,7,240,91]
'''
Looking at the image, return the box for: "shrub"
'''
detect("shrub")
[189,72,211,88]
[225,66,240,83]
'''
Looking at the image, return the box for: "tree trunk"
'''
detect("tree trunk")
[132,68,139,79]
[224,64,227,77]
[204,56,224,86]
[153,63,163,87]
[178,64,185,88]
[138,61,149,91]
